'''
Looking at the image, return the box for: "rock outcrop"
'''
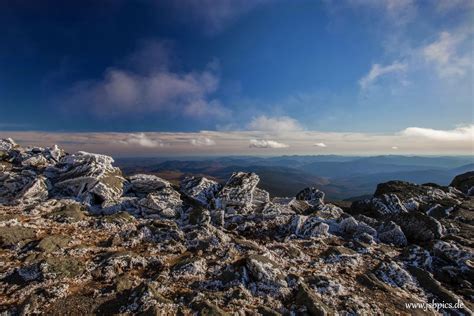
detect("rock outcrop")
[0,139,472,315]
[450,171,474,196]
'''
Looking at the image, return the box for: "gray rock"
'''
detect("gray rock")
[450,171,474,196]
[180,176,220,206]
[392,212,443,242]
[374,261,416,290]
[246,254,287,288]
[350,194,408,218]
[138,187,182,218]
[125,174,170,198]
[377,221,407,247]
[45,151,124,207]
[215,172,265,214]
[295,187,325,210]
[0,138,18,156]
[401,245,433,270]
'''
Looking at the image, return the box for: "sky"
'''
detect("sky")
[0,0,473,156]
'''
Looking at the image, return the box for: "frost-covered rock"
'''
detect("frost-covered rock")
[377,221,407,247]
[19,146,65,170]
[433,240,473,270]
[402,245,433,270]
[138,188,182,218]
[125,174,170,198]
[0,171,49,205]
[215,172,267,214]
[180,176,220,206]
[246,254,287,288]
[185,206,211,226]
[374,180,463,213]
[287,215,330,238]
[339,216,377,239]
[19,176,50,204]
[45,151,124,207]
[375,262,417,290]
[351,194,408,218]
[295,187,325,210]
[252,187,270,210]
[0,138,18,154]
[317,203,344,219]
[300,218,330,237]
[339,216,359,234]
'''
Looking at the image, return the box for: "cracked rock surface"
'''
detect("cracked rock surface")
[0,139,473,315]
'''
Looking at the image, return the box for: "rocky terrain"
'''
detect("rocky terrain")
[0,138,473,315]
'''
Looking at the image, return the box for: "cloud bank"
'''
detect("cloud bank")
[2,124,471,156]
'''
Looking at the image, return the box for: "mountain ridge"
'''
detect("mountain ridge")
[116,155,473,199]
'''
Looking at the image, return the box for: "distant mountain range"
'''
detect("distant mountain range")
[115,155,474,200]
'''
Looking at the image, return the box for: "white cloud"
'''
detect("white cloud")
[247,115,302,132]
[392,146,399,150]
[314,142,327,147]
[249,139,289,149]
[190,137,216,146]
[64,41,229,119]
[422,31,470,78]
[359,61,407,90]
[401,125,474,141]
[119,133,163,148]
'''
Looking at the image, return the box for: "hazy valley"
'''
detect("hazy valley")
[116,155,474,200]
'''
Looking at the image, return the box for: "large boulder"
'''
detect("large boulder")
[339,216,377,239]
[0,139,64,171]
[0,138,18,158]
[215,172,269,214]
[391,212,443,243]
[350,194,408,218]
[0,172,49,205]
[180,176,221,207]
[295,187,325,210]
[124,174,170,198]
[377,221,407,247]
[44,151,124,207]
[374,180,463,213]
[137,187,182,218]
[450,171,474,196]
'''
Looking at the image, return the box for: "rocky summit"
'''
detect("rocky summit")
[0,139,473,315]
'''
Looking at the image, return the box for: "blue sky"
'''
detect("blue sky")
[0,0,472,155]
